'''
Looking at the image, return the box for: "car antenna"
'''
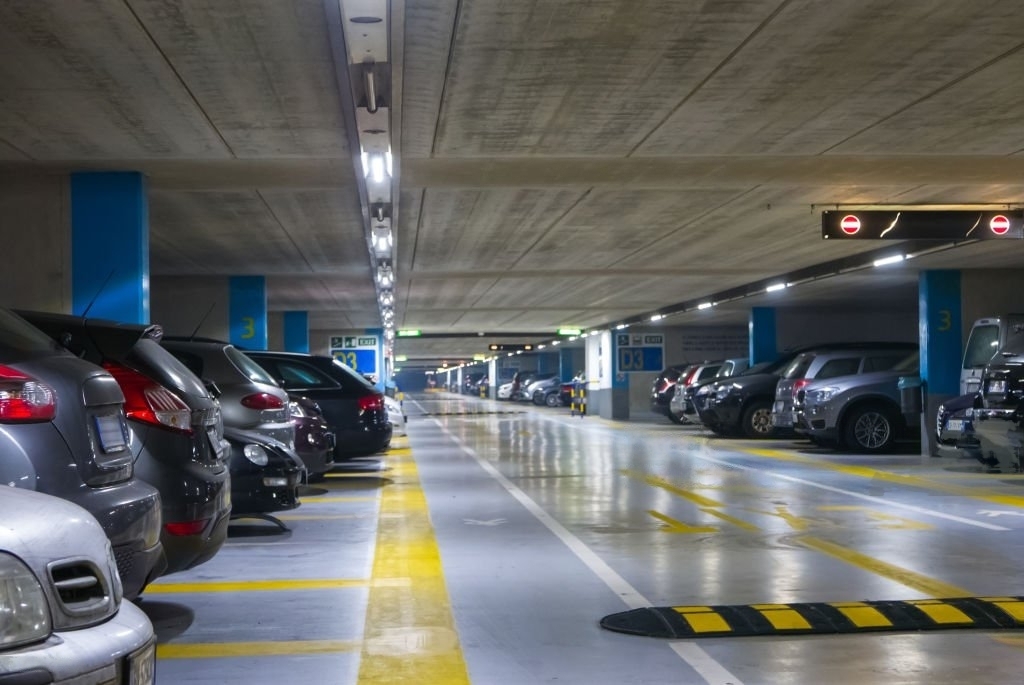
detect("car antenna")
[79,269,116,318]
[189,302,217,341]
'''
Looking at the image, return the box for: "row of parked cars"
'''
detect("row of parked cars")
[0,307,401,682]
[497,371,577,407]
[652,342,921,453]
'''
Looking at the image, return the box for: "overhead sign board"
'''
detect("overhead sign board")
[615,333,664,373]
[329,334,378,375]
[821,210,1024,240]
[488,344,534,352]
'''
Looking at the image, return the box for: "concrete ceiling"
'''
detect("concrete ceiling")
[2,0,1024,364]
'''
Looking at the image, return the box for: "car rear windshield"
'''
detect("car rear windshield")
[0,309,64,358]
[329,359,377,391]
[226,347,278,385]
[129,339,209,397]
[782,353,815,379]
[963,324,1000,368]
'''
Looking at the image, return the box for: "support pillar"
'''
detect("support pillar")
[749,307,777,365]
[71,172,149,323]
[229,276,267,350]
[559,348,574,381]
[488,358,497,399]
[283,311,309,353]
[919,270,962,458]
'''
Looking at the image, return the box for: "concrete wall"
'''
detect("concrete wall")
[0,175,71,312]
[267,311,284,351]
[150,275,230,339]
[960,269,1024,342]
[776,307,917,350]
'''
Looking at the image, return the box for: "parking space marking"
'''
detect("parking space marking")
[147,578,369,594]
[276,513,369,521]
[817,505,934,530]
[357,433,470,684]
[157,639,360,659]
[698,507,761,532]
[620,469,723,507]
[647,509,717,533]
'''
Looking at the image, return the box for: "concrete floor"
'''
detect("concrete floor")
[144,392,1024,684]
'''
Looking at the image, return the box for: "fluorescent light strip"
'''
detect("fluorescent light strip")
[872,254,906,267]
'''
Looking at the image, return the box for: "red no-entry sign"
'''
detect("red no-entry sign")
[990,215,1011,235]
[840,215,861,235]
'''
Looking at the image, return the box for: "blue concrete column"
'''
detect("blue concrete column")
[919,270,962,458]
[71,172,149,323]
[749,307,777,365]
[282,311,309,353]
[559,348,574,381]
[229,276,267,350]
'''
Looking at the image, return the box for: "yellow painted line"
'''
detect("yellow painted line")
[829,602,892,628]
[906,600,972,624]
[620,469,724,507]
[769,505,811,531]
[753,605,812,631]
[647,509,717,534]
[817,505,933,531]
[300,496,378,503]
[798,536,971,598]
[743,447,1024,508]
[147,578,368,594]
[358,438,470,683]
[676,610,732,634]
[988,599,1024,621]
[699,508,761,532]
[158,639,359,659]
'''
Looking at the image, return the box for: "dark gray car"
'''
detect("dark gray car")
[19,311,233,575]
[0,308,164,598]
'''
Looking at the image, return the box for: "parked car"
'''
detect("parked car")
[529,375,567,406]
[698,342,916,439]
[970,331,1024,471]
[289,395,336,477]
[936,393,982,463]
[650,364,694,423]
[245,351,392,459]
[771,343,917,431]
[384,393,407,437]
[794,351,921,452]
[223,427,304,515]
[0,487,156,683]
[161,339,296,448]
[0,308,163,599]
[462,372,486,394]
[19,311,232,575]
[669,360,736,422]
[960,314,1024,395]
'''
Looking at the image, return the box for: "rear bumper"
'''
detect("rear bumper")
[335,424,393,459]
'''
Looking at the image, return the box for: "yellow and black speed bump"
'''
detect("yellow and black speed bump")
[600,597,1024,638]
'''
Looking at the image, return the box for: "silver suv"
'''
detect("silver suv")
[0,486,156,683]
[795,351,919,452]
[771,343,916,430]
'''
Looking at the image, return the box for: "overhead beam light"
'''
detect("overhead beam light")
[650,314,664,322]
[557,328,582,336]
[697,302,714,310]
[765,282,788,293]
[873,254,906,267]
[615,324,629,330]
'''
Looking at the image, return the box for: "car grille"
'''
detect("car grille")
[113,544,135,585]
[48,560,112,627]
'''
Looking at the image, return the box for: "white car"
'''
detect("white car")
[497,381,515,399]
[0,486,156,683]
[385,394,407,436]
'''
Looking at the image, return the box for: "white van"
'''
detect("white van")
[961,315,1024,394]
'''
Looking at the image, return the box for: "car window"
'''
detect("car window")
[273,360,340,390]
[0,309,65,357]
[782,353,815,379]
[892,351,920,374]
[226,347,278,385]
[814,357,862,380]
[695,365,722,381]
[329,359,377,390]
[862,354,909,373]
[964,324,999,368]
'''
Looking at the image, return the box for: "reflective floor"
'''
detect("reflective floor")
[147,391,1024,684]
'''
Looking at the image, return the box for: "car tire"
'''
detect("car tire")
[545,391,561,407]
[741,400,775,439]
[842,403,897,453]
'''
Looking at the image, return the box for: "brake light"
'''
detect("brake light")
[682,368,699,386]
[241,393,285,410]
[103,362,192,434]
[792,379,810,397]
[0,364,56,422]
[164,519,210,536]
[358,394,384,412]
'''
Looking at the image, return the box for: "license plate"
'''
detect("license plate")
[945,419,964,432]
[988,380,1007,394]
[94,414,127,453]
[129,641,155,685]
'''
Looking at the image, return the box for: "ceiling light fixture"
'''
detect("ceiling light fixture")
[697,302,714,310]
[765,283,788,293]
[650,314,664,322]
[615,323,629,330]
[872,254,906,267]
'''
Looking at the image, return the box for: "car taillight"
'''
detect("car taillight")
[792,379,810,397]
[164,519,210,536]
[682,368,698,386]
[358,394,384,412]
[0,364,56,422]
[103,362,192,434]
[241,392,285,410]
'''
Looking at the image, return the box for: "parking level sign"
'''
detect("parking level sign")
[617,346,663,373]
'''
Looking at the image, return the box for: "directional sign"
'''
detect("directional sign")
[330,334,378,375]
[822,210,1024,240]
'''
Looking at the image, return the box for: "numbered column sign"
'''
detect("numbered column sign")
[329,335,378,375]
[616,343,664,373]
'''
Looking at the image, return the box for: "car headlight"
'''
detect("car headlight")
[0,551,51,648]
[696,384,712,396]
[715,385,736,401]
[243,444,269,466]
[805,387,839,404]
[288,401,307,419]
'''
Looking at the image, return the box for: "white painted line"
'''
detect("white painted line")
[422,412,744,685]
[687,450,1011,532]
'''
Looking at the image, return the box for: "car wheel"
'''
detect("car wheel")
[545,391,561,407]
[532,393,545,406]
[842,404,897,453]
[741,400,775,439]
